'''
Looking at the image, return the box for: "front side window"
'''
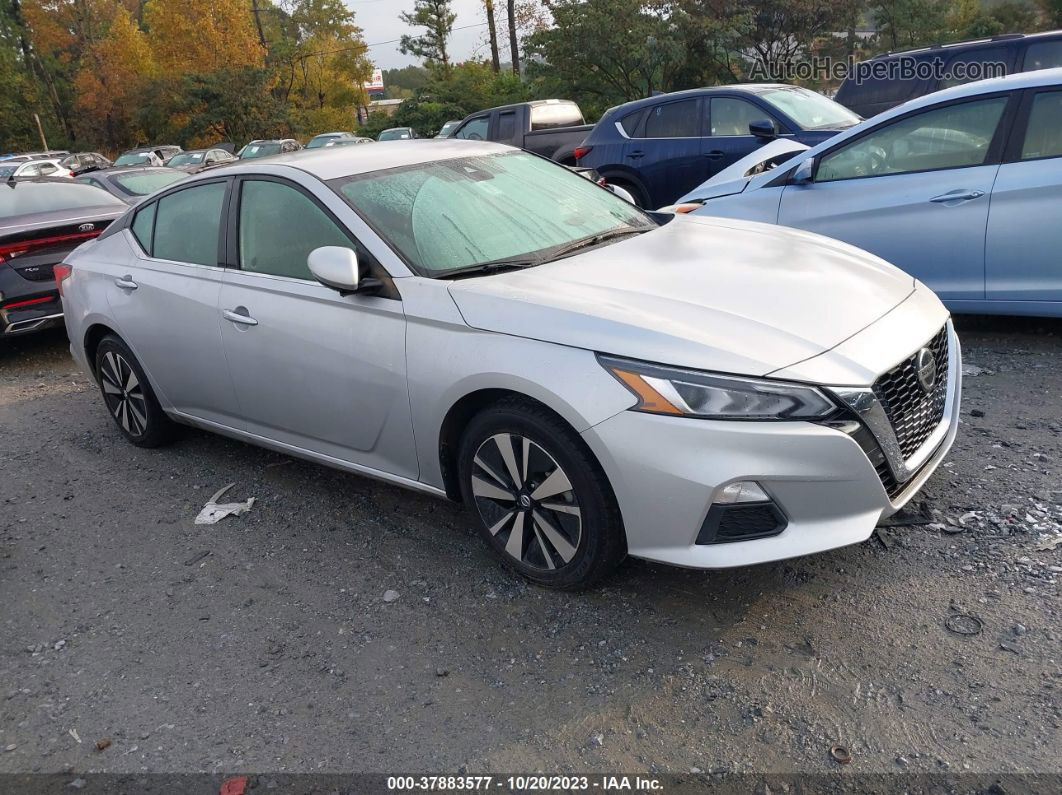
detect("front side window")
[816,97,1008,182]
[1021,90,1062,160]
[238,180,352,279]
[709,98,772,136]
[332,152,651,276]
[643,99,699,138]
[454,117,489,140]
[152,182,226,265]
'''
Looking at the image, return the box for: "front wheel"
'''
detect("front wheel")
[458,398,626,589]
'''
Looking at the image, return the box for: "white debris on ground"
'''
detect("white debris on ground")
[194,483,256,525]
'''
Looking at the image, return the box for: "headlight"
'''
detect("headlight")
[598,354,836,420]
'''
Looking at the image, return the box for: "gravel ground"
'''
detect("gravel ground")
[0,317,1059,779]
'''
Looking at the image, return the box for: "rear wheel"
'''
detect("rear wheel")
[95,335,175,448]
[458,398,625,589]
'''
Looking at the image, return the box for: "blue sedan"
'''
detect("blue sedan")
[679,69,1062,318]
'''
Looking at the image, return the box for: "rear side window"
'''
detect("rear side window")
[1022,40,1062,71]
[238,180,352,280]
[1021,90,1062,160]
[940,46,1011,88]
[496,111,517,141]
[152,182,226,266]
[131,202,156,254]
[530,102,583,130]
[619,109,643,136]
[643,99,699,138]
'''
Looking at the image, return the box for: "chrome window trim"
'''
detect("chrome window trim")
[828,320,960,483]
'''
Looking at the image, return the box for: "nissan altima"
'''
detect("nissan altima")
[59,141,961,588]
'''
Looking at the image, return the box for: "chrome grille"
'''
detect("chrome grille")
[872,326,949,461]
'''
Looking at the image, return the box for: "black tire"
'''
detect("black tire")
[458,397,626,589]
[94,335,176,448]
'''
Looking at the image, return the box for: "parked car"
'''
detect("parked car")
[435,120,461,138]
[165,148,238,172]
[76,167,188,204]
[572,167,638,204]
[60,152,112,176]
[0,180,125,337]
[0,158,73,180]
[322,137,373,147]
[377,127,416,141]
[114,146,183,167]
[306,132,359,149]
[836,31,1062,119]
[677,68,1062,318]
[450,99,591,165]
[62,140,959,588]
[575,85,860,208]
[238,139,303,159]
[1,150,72,163]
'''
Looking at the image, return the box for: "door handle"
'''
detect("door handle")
[626,150,644,159]
[704,150,725,159]
[114,275,138,290]
[929,189,984,203]
[222,308,258,326]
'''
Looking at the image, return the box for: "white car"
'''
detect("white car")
[60,141,960,588]
[0,158,73,180]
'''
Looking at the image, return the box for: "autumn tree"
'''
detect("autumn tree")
[145,0,265,75]
[399,0,455,69]
[74,5,154,150]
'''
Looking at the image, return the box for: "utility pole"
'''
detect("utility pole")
[506,0,519,75]
[484,0,500,73]
[33,113,48,151]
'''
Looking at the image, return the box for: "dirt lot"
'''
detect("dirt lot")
[1,318,1059,780]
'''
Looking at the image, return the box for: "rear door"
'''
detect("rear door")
[104,179,238,424]
[703,96,780,177]
[634,96,708,207]
[778,93,1014,300]
[216,176,417,477]
[985,87,1062,303]
[491,108,520,148]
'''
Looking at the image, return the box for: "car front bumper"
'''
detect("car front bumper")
[581,325,961,569]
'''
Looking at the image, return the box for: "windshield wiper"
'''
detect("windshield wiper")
[542,226,652,263]
[435,258,540,280]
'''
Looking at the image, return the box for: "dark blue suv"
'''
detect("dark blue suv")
[575,84,861,208]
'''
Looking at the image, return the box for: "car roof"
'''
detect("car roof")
[890,65,1062,108]
[310,132,352,137]
[189,139,512,181]
[873,29,1062,59]
[601,84,803,117]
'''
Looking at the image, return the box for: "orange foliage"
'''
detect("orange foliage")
[144,0,265,76]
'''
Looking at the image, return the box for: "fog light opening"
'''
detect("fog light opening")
[715,480,770,504]
[697,482,787,545]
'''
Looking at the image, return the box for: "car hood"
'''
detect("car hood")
[447,215,915,378]
[670,139,811,206]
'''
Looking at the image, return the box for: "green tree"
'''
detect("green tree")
[399,0,456,69]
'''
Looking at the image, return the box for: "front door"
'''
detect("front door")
[777,94,1012,300]
[702,96,777,177]
[217,177,417,478]
[985,88,1062,303]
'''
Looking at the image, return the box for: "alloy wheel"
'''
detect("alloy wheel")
[100,351,148,436]
[470,433,582,571]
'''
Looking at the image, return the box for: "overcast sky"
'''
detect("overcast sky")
[350,0,514,70]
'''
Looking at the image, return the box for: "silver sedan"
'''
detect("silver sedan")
[60,141,960,588]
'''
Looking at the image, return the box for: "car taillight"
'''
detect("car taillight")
[0,230,101,265]
[54,263,73,296]
[573,145,592,162]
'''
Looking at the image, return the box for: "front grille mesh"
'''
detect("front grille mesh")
[872,326,949,461]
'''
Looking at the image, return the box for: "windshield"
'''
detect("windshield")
[306,135,339,149]
[0,182,124,218]
[378,129,411,141]
[114,152,153,166]
[758,87,861,130]
[113,170,187,196]
[166,152,204,166]
[331,152,652,276]
[241,142,282,159]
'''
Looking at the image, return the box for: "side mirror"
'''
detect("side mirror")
[749,119,776,139]
[791,157,815,184]
[308,246,360,293]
